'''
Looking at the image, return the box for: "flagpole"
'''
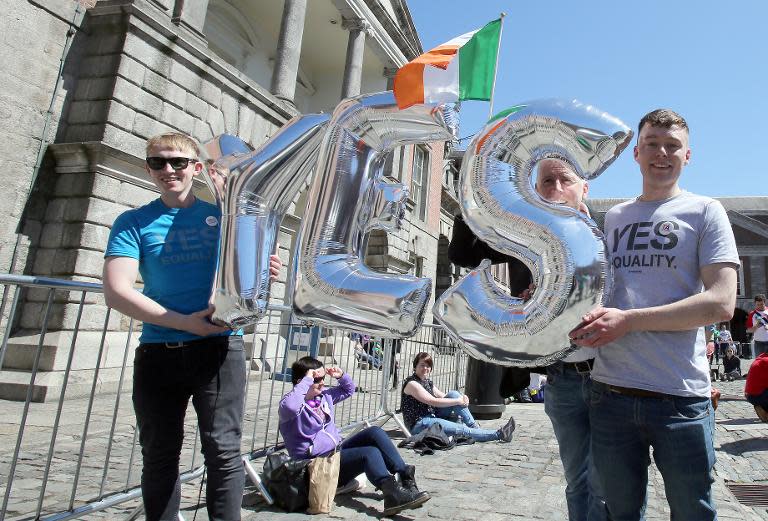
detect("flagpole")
[487,12,506,120]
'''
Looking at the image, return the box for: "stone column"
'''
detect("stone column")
[340,18,370,99]
[270,0,308,105]
[383,66,398,90]
[172,0,210,38]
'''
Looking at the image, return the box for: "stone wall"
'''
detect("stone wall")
[0,0,91,278]
[16,0,299,333]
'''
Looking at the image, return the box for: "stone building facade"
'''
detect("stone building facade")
[0,0,451,400]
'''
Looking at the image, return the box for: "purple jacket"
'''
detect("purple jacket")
[278,373,355,459]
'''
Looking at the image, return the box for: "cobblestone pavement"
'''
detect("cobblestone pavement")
[3,359,768,520]
[237,376,768,521]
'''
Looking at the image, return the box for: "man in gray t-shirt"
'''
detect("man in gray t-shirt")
[570,109,739,521]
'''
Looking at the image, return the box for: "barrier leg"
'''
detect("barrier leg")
[243,456,273,505]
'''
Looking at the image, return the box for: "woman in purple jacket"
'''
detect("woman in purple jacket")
[278,356,430,517]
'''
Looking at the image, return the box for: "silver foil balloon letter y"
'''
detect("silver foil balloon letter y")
[434,99,632,366]
[293,91,457,337]
[202,113,329,328]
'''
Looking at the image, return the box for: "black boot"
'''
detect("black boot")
[379,475,430,516]
[398,465,430,501]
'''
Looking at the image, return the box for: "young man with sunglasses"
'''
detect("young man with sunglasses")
[103,133,281,520]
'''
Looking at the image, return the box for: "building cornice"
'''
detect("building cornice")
[333,0,409,66]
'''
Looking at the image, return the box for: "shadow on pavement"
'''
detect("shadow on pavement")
[719,437,768,456]
[717,418,763,426]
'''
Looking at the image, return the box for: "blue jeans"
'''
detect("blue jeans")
[435,390,480,427]
[338,426,406,487]
[412,390,499,442]
[356,350,383,368]
[544,362,607,521]
[133,336,246,521]
[589,381,716,521]
[411,417,500,442]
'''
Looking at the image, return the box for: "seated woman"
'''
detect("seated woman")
[278,356,429,516]
[401,352,516,442]
[721,347,741,381]
[351,332,400,388]
[351,332,384,368]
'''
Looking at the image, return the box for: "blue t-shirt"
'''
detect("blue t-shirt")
[105,198,233,343]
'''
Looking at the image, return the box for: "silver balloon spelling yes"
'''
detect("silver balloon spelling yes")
[202,113,330,328]
[293,91,457,337]
[434,99,632,366]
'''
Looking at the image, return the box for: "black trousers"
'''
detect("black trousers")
[132,335,246,521]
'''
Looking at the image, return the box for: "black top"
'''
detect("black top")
[401,375,435,430]
[447,214,545,391]
[448,214,533,297]
[723,355,741,374]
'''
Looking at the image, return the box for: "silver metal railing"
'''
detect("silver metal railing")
[0,274,464,520]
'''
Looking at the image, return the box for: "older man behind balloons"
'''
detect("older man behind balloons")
[449,157,609,521]
[570,109,739,520]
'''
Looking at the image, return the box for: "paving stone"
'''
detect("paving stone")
[2,365,768,520]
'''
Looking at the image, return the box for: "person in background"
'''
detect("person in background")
[402,352,516,443]
[449,158,608,520]
[351,333,400,389]
[278,356,430,517]
[717,324,733,363]
[721,347,741,381]
[748,294,768,357]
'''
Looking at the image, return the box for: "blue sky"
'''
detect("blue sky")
[408,1,766,199]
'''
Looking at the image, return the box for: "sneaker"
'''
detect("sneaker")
[497,417,516,443]
[336,477,365,495]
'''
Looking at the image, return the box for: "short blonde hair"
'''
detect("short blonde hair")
[145,132,199,157]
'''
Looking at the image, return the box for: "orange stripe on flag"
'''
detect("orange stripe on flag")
[393,62,425,109]
[411,45,460,70]
[475,119,506,153]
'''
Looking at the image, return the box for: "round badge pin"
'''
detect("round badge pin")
[657,221,674,236]
[205,216,219,226]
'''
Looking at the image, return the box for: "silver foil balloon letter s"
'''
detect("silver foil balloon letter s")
[434,99,632,366]
[293,91,457,337]
[202,113,329,328]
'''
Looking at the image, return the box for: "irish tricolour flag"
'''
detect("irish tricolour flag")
[393,19,502,110]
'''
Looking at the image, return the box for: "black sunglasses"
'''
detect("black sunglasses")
[313,376,325,384]
[146,157,196,170]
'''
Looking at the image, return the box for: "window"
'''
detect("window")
[737,257,746,297]
[409,252,424,277]
[383,146,406,181]
[411,146,430,221]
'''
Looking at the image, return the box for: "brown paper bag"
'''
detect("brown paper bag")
[307,451,341,514]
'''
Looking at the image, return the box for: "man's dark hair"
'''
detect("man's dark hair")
[412,351,433,370]
[638,109,689,135]
[291,356,323,385]
[756,294,766,302]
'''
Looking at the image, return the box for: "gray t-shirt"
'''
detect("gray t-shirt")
[591,191,740,397]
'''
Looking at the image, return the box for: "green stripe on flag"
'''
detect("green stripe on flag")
[488,104,526,123]
[458,19,502,101]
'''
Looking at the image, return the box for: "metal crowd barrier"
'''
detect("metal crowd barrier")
[0,275,465,521]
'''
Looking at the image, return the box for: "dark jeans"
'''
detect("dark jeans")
[133,335,246,521]
[755,341,768,358]
[337,426,406,488]
[746,388,768,409]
